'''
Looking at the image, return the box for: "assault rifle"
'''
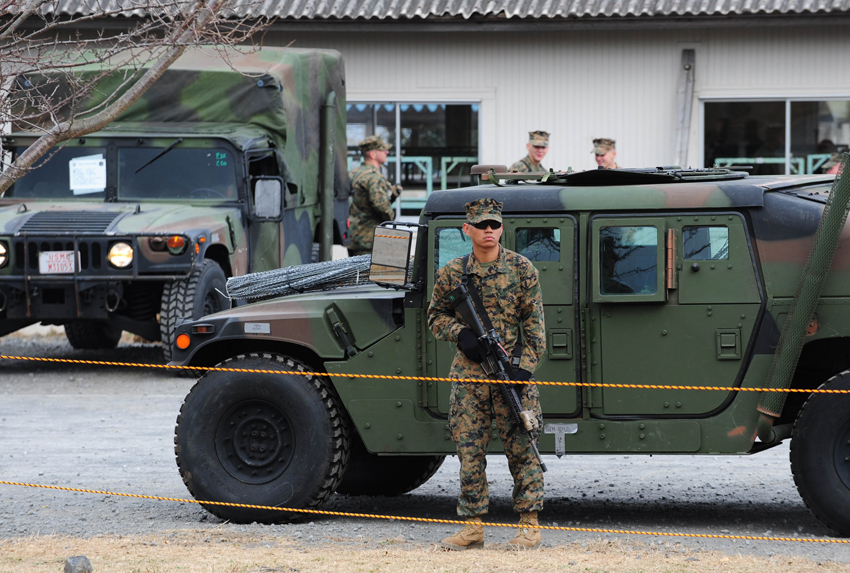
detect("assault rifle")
[447,283,548,472]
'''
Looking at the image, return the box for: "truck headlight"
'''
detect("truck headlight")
[0,242,7,268]
[108,242,133,268]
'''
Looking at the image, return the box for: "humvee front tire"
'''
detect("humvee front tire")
[336,434,445,496]
[64,321,122,350]
[160,259,227,361]
[174,353,350,523]
[790,372,850,536]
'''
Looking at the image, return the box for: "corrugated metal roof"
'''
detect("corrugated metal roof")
[37,0,850,20]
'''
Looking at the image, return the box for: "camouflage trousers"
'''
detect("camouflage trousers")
[449,380,544,517]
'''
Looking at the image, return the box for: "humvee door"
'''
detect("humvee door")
[587,213,762,416]
[425,216,580,418]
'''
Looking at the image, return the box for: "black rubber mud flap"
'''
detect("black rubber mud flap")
[174,353,350,523]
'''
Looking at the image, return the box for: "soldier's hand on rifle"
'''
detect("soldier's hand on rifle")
[458,328,484,363]
[391,184,403,201]
[514,369,532,382]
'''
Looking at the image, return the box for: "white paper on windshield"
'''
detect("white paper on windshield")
[69,154,106,195]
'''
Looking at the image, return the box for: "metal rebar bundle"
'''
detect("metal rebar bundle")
[226,255,372,302]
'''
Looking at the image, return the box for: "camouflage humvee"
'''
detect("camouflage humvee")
[0,47,350,358]
[170,164,850,536]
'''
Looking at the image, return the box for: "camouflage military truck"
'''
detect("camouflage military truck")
[170,164,850,536]
[0,47,350,358]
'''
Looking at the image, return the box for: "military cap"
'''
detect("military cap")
[528,131,549,148]
[593,138,616,155]
[359,135,391,153]
[465,198,503,225]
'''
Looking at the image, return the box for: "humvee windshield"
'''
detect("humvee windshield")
[6,145,238,201]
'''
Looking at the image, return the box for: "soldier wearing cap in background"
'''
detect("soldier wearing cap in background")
[428,198,546,551]
[510,131,549,173]
[348,135,402,257]
[593,138,619,169]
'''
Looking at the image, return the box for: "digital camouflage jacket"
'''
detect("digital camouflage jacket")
[348,163,395,252]
[509,155,545,174]
[427,245,546,379]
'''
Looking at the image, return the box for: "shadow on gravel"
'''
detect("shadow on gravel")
[0,337,168,373]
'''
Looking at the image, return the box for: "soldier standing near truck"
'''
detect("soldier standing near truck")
[427,198,547,550]
[347,135,401,256]
[509,131,550,173]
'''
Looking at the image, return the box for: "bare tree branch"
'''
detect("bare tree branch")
[0,0,270,194]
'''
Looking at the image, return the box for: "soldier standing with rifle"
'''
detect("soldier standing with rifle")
[427,198,547,550]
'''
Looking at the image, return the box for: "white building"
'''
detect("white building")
[51,2,850,196]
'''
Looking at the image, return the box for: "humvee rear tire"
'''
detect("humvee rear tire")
[790,372,850,536]
[64,321,122,350]
[336,433,445,497]
[174,353,350,523]
[160,259,227,362]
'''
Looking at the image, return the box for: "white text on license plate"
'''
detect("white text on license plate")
[39,251,78,274]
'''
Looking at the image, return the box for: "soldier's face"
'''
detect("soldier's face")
[527,143,548,163]
[463,221,503,250]
[369,149,389,165]
[595,150,617,168]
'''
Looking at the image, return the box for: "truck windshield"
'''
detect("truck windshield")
[6,147,108,199]
[118,147,238,200]
[4,145,239,201]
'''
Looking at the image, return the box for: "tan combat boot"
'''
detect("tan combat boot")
[440,516,484,550]
[507,511,542,550]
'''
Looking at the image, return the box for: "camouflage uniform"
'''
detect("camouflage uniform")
[427,201,546,517]
[509,155,544,173]
[348,136,397,256]
[509,131,549,174]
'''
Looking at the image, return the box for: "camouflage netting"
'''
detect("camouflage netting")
[758,152,850,417]
[226,256,372,302]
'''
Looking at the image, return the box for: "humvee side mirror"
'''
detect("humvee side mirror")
[253,178,282,218]
[370,226,412,287]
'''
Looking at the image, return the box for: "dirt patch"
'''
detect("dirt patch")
[0,531,843,572]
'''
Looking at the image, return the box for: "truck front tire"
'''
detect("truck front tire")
[160,259,227,361]
[790,372,850,536]
[336,434,445,496]
[64,321,122,350]
[174,353,350,523]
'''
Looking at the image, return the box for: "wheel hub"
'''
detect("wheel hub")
[215,400,295,485]
[834,419,850,490]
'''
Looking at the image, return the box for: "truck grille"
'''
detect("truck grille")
[18,211,123,234]
[14,239,105,272]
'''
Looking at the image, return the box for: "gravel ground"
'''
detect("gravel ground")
[0,327,847,564]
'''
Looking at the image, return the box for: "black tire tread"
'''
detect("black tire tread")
[790,372,850,536]
[160,259,220,362]
[174,353,350,522]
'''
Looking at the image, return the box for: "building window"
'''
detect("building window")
[346,103,479,213]
[704,99,849,175]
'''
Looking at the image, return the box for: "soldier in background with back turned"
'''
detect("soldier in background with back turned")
[428,198,546,550]
[510,131,549,173]
[348,135,402,256]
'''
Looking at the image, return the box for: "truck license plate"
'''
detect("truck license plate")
[39,251,78,274]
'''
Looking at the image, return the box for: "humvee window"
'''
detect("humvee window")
[683,226,730,260]
[434,226,469,272]
[118,148,239,200]
[516,228,560,262]
[599,226,658,295]
[6,147,108,199]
